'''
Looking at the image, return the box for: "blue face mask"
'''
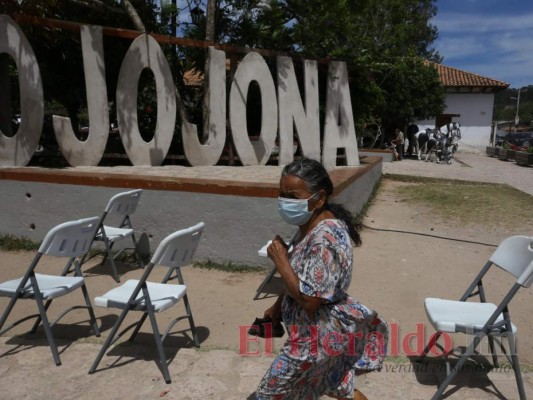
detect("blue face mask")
[278,193,319,226]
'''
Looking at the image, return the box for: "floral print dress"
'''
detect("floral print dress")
[256,219,388,400]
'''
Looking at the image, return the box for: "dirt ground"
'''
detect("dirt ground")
[0,177,532,399]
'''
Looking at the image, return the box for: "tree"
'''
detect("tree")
[186,0,445,139]
[494,86,533,127]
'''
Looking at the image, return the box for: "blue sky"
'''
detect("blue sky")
[173,1,532,88]
[432,0,533,88]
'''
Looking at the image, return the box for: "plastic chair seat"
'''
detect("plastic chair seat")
[0,273,85,300]
[96,225,134,241]
[425,298,517,334]
[95,279,186,312]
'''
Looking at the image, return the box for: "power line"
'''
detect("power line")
[362,224,498,247]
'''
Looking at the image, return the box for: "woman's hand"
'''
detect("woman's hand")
[267,235,289,267]
[263,302,282,323]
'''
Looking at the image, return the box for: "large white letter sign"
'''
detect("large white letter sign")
[182,47,226,166]
[116,34,176,166]
[53,25,109,166]
[0,15,43,166]
[322,61,359,168]
[277,57,320,165]
[229,52,277,166]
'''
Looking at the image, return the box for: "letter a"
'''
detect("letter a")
[322,61,359,168]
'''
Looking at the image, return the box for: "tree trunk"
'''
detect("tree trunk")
[122,0,145,32]
[201,0,217,142]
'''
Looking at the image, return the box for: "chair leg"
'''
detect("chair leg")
[507,331,527,400]
[81,284,101,337]
[130,233,144,269]
[182,294,200,348]
[145,303,171,383]
[419,331,444,362]
[0,296,19,335]
[104,240,120,283]
[431,333,483,400]
[89,306,131,374]
[128,312,149,342]
[487,335,499,367]
[34,294,61,366]
[254,266,276,300]
[30,298,53,334]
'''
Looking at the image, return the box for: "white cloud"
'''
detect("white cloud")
[433,10,533,87]
[437,37,489,59]
[433,12,533,35]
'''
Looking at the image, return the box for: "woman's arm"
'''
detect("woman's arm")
[267,235,322,318]
[263,292,285,322]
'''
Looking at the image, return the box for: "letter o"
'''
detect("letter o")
[0,15,43,166]
[116,34,176,166]
[229,52,277,165]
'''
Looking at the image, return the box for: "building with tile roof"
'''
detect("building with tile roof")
[426,61,509,93]
[415,62,509,149]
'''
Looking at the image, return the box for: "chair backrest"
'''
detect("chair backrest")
[490,235,533,287]
[151,222,205,269]
[39,217,100,257]
[104,189,142,215]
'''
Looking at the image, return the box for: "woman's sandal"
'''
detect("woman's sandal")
[354,389,368,400]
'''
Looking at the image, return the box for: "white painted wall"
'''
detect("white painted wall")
[415,92,496,150]
[0,163,381,267]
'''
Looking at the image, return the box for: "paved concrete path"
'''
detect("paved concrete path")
[382,151,533,196]
[0,337,530,400]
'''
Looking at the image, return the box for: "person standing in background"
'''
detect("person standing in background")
[393,128,404,160]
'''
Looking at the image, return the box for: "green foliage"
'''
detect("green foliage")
[493,86,533,125]
[0,235,40,251]
[192,259,262,273]
[197,0,445,136]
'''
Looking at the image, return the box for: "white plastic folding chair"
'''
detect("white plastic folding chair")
[81,189,143,282]
[254,230,298,300]
[89,222,205,383]
[421,235,533,400]
[0,217,101,366]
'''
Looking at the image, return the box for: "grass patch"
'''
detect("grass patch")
[192,259,263,273]
[355,176,383,225]
[389,177,533,227]
[0,235,40,251]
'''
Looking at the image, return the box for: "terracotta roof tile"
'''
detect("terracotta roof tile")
[185,59,510,90]
[425,60,509,89]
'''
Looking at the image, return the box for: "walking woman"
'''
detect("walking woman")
[256,158,387,400]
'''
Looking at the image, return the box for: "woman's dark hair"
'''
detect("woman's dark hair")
[282,158,362,246]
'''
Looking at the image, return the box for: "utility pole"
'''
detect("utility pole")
[514,88,521,133]
[205,0,216,42]
[202,0,216,142]
[171,0,177,81]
